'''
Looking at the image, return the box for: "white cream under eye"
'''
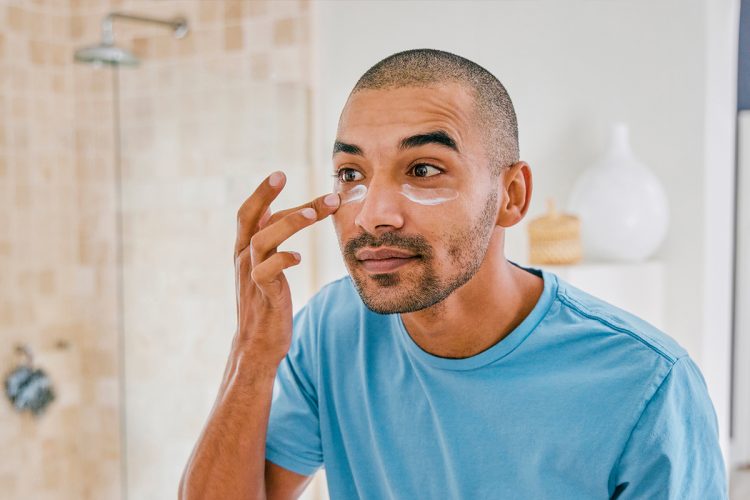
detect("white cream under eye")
[399,184,458,206]
[332,164,458,206]
[334,183,458,207]
[337,184,368,205]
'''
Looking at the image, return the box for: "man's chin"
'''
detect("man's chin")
[361,300,407,315]
[359,292,423,315]
[348,271,402,312]
[348,269,444,315]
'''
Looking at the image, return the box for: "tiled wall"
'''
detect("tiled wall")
[0,0,121,498]
[1,1,318,498]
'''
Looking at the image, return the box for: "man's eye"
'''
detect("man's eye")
[336,168,364,183]
[410,164,442,178]
[335,165,439,182]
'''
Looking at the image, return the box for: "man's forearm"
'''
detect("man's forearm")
[179,347,278,500]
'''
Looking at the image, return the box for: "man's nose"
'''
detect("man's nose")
[353,178,405,235]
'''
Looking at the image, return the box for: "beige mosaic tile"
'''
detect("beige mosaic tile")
[2,0,313,498]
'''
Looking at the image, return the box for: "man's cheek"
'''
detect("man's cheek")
[331,210,351,241]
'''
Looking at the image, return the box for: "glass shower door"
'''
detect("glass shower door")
[114,3,319,498]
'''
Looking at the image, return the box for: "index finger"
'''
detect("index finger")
[261,192,341,228]
[235,171,285,257]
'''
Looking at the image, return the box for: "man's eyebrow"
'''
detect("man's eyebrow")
[332,129,460,158]
[399,130,459,153]
[332,141,363,157]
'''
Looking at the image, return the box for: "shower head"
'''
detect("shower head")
[74,43,139,67]
[74,12,188,67]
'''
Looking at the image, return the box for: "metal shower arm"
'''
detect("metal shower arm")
[101,12,189,45]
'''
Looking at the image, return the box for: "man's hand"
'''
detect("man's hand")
[179,171,337,500]
[233,170,340,366]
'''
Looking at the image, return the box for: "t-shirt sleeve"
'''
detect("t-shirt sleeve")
[609,355,728,499]
[264,304,323,476]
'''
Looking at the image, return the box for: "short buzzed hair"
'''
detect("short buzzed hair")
[350,48,519,177]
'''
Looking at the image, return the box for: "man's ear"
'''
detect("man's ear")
[495,161,533,227]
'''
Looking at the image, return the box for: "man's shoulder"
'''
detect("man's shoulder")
[549,272,689,364]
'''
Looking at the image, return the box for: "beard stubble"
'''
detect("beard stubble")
[342,188,499,314]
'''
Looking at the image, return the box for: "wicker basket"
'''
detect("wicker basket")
[527,197,582,265]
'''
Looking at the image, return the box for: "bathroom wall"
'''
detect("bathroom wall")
[1,1,318,499]
[0,0,121,498]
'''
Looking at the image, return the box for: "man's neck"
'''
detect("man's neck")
[399,244,544,360]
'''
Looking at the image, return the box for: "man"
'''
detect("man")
[179,49,727,499]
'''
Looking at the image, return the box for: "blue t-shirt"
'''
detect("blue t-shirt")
[265,262,727,499]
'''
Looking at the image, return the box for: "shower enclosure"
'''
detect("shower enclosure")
[74,13,189,498]
[72,3,318,499]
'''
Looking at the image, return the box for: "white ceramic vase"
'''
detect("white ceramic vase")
[566,122,669,263]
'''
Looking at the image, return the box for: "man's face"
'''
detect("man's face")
[332,83,501,314]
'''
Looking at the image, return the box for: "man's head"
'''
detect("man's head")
[352,49,519,177]
[331,49,531,314]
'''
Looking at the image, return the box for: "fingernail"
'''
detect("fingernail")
[300,207,316,219]
[290,251,301,261]
[269,171,284,187]
[324,193,339,207]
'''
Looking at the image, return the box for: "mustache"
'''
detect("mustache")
[344,231,434,260]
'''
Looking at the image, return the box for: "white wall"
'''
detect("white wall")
[734,112,750,468]
[702,0,740,471]
[310,0,737,475]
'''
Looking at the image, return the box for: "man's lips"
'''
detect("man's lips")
[355,247,417,260]
[355,247,419,273]
[359,257,419,273]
